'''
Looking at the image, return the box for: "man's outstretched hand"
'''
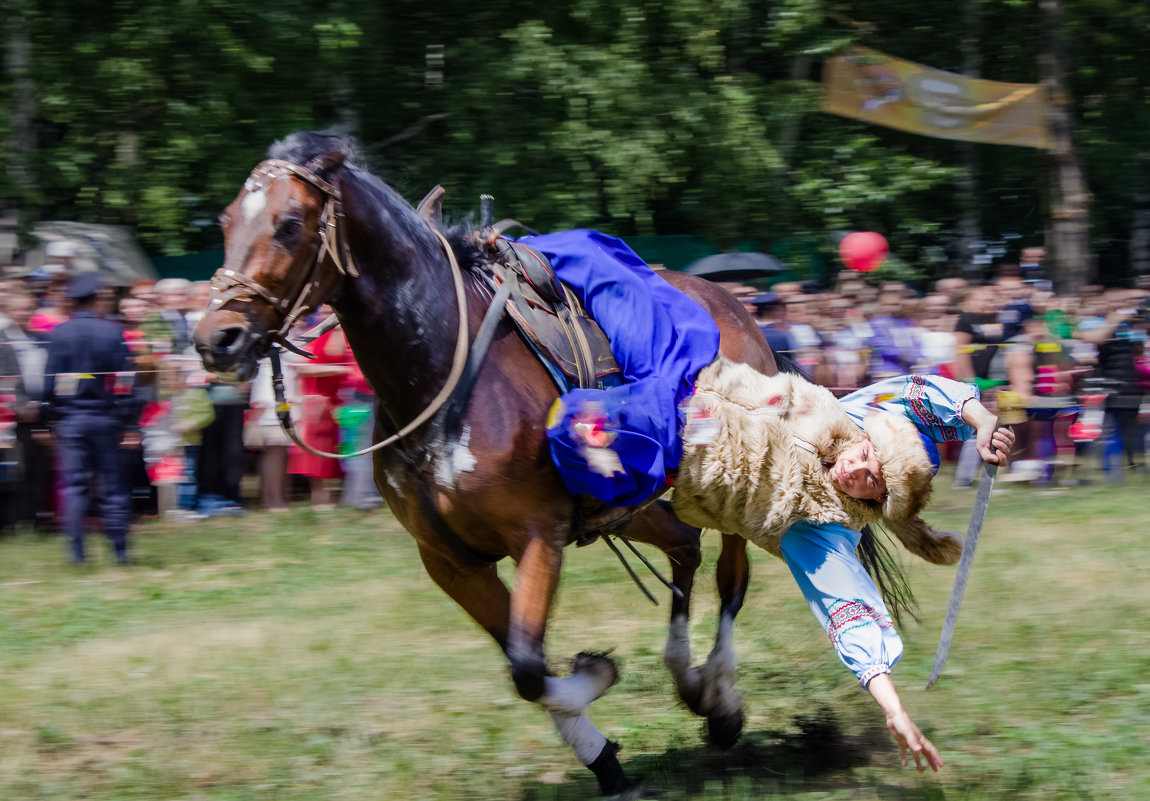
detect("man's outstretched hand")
[885,709,944,772]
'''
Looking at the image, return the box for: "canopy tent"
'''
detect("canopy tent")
[23,222,158,287]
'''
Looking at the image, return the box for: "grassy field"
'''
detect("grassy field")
[1,473,1148,800]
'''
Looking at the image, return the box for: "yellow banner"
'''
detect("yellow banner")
[821,46,1052,149]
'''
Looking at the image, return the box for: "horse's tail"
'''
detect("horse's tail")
[856,523,919,626]
[771,349,805,378]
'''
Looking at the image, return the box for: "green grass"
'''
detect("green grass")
[1,474,1148,800]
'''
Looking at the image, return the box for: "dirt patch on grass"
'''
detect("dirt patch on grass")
[35,729,145,777]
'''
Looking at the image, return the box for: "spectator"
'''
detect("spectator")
[1019,246,1046,284]
[1076,288,1146,477]
[751,293,796,367]
[993,271,1034,341]
[42,273,137,564]
[288,311,350,510]
[0,290,50,529]
[1002,313,1073,481]
[183,280,212,332]
[28,274,71,334]
[166,358,216,517]
[934,277,968,310]
[245,352,298,512]
[953,285,1010,488]
[119,294,160,396]
[336,352,382,511]
[815,295,870,391]
[868,289,921,381]
[138,357,214,517]
[912,294,958,377]
[784,294,825,381]
[196,372,249,516]
[147,278,193,354]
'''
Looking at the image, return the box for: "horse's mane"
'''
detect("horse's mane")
[444,221,496,275]
[266,131,512,279]
[268,131,471,266]
[266,130,362,183]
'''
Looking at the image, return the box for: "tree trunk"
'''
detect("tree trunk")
[1131,180,1150,279]
[4,0,37,209]
[1039,0,1092,294]
[956,0,983,281]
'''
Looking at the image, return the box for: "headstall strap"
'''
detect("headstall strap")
[209,157,360,348]
[255,158,342,200]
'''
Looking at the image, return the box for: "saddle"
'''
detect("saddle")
[417,185,621,393]
[489,238,622,392]
[418,187,630,538]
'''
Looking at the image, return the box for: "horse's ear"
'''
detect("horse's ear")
[416,185,445,227]
[306,150,347,177]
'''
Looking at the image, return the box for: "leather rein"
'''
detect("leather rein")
[209,159,472,459]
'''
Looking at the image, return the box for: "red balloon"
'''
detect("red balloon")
[839,231,889,272]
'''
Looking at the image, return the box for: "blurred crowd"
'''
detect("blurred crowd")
[0,253,1147,555]
[0,268,381,549]
[730,262,1150,487]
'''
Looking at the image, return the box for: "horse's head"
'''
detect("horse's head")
[193,136,355,382]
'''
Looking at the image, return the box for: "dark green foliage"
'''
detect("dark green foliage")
[1,1,1144,282]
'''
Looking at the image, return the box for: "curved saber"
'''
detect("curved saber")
[925,457,998,689]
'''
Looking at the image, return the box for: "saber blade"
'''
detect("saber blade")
[926,459,998,689]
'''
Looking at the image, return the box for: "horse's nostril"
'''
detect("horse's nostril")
[213,325,246,354]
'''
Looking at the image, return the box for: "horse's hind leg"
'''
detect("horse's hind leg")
[697,532,750,749]
[417,540,631,796]
[621,503,747,749]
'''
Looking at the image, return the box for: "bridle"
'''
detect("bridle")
[208,158,360,356]
[205,157,473,458]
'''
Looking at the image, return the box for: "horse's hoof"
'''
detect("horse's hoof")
[589,739,634,797]
[705,705,745,751]
[608,779,653,800]
[573,651,620,690]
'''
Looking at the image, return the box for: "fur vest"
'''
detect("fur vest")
[671,357,962,565]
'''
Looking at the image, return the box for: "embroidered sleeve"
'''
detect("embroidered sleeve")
[779,520,904,687]
[838,375,980,445]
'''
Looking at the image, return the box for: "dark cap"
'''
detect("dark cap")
[751,291,779,308]
[66,271,102,299]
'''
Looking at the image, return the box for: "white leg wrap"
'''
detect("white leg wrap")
[548,711,608,765]
[539,669,609,716]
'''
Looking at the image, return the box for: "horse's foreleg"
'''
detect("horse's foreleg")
[510,535,628,795]
[418,539,627,793]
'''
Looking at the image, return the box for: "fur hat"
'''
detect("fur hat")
[862,412,963,565]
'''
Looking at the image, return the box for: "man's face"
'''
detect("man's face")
[163,290,188,311]
[921,295,951,318]
[120,297,148,324]
[6,296,36,328]
[786,298,809,324]
[877,293,903,317]
[831,438,887,501]
[966,288,995,315]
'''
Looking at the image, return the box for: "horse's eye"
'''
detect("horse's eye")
[276,217,303,243]
[218,213,230,230]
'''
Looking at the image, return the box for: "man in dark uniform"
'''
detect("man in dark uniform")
[752,293,795,357]
[43,273,137,563]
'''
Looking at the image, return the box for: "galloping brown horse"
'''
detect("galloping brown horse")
[192,131,777,795]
